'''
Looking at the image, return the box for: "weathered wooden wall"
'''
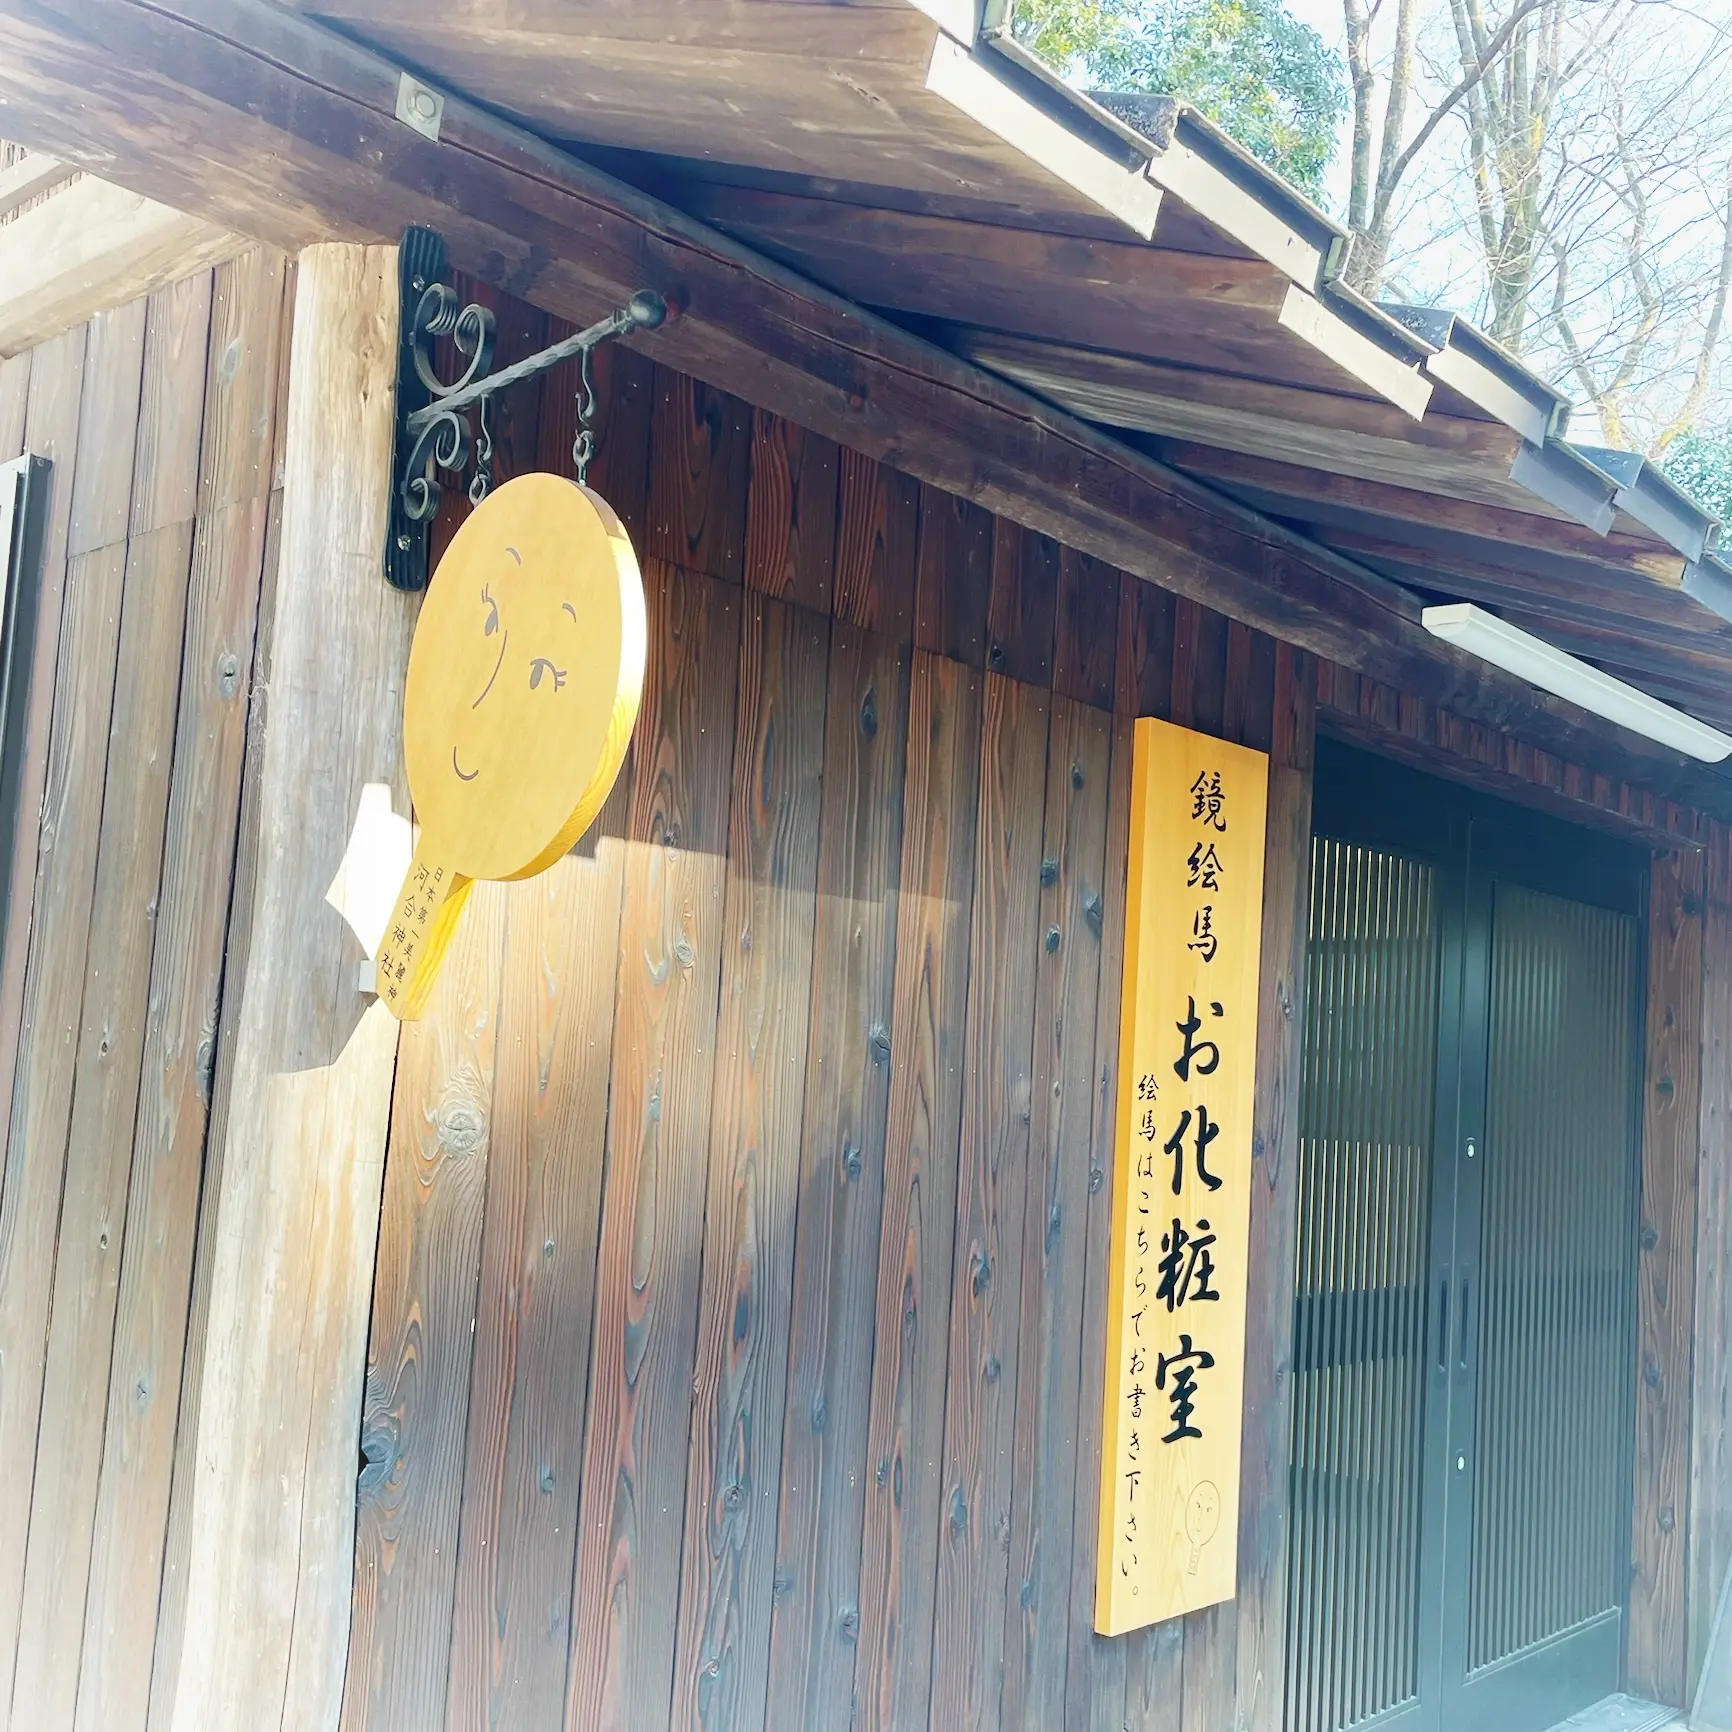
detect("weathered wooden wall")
[4,252,1729,1728]
[0,247,290,1731]
[337,281,1317,1732]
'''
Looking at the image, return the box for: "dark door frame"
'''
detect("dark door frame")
[1294,737,1649,1732]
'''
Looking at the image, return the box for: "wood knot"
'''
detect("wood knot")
[1089,1167,1104,1194]
[838,1606,860,1644]
[539,1464,555,1493]
[984,1355,1001,1384]
[1083,891,1103,938]
[438,1100,486,1157]
[841,1142,863,1182]
[868,1022,891,1065]
[1045,926,1061,953]
[1040,857,1059,886]
[970,1249,991,1298]
[859,687,879,738]
[1071,763,1084,790]
[950,1487,968,1535]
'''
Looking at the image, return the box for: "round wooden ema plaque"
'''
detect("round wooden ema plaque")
[375,472,647,1018]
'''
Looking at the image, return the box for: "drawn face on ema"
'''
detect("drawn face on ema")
[1185,1480,1221,1549]
[403,472,647,883]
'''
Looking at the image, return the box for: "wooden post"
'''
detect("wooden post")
[1629,845,1706,1708]
[161,244,413,1730]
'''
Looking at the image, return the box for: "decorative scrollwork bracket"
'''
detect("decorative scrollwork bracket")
[383,226,668,590]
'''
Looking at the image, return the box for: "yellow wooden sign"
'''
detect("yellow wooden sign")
[375,472,646,1018]
[1096,716,1268,1635]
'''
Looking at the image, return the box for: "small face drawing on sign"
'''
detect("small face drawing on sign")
[447,544,578,788]
[404,471,643,887]
[1185,1480,1221,1576]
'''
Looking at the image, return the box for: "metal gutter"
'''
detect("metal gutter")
[1571,444,1717,565]
[1508,441,1619,535]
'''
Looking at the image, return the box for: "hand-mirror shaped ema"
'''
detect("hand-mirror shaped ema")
[375,472,646,1018]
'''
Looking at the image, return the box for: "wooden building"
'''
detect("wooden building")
[0,5,1727,1731]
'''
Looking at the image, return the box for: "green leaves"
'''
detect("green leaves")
[1012,0,1346,198]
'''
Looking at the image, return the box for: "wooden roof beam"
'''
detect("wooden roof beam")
[1155,441,1688,584]
[3,0,1727,816]
[0,148,74,219]
[0,171,244,357]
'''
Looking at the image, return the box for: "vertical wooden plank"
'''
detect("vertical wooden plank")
[0,320,94,1186]
[1002,695,1112,1727]
[0,353,29,461]
[13,273,212,1732]
[1242,632,1279,756]
[856,653,984,1732]
[913,485,991,669]
[75,254,285,1732]
[1118,577,1175,722]
[668,594,827,1732]
[1066,712,1134,1732]
[565,563,741,1732]
[986,520,1059,690]
[442,786,631,1732]
[0,315,125,1732]
[1052,549,1119,714]
[1169,598,1200,730]
[928,673,1051,1732]
[1231,644,1315,1732]
[763,624,910,1730]
[743,411,837,614]
[162,243,415,1732]
[125,274,211,539]
[1188,605,1230,738]
[341,890,508,1732]
[1127,1620,1187,1730]
[13,512,196,1724]
[833,451,917,642]
[1629,845,1706,1707]
[1691,877,1732,1697]
[145,289,290,1732]
[646,368,750,585]
[1221,620,1252,745]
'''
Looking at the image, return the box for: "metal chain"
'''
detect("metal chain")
[572,342,599,486]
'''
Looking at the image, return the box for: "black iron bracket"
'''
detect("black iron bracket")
[384,226,668,590]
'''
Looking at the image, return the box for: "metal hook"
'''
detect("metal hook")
[469,394,494,506]
[572,343,598,487]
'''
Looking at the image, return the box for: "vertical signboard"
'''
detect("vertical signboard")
[1096,716,1268,1636]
